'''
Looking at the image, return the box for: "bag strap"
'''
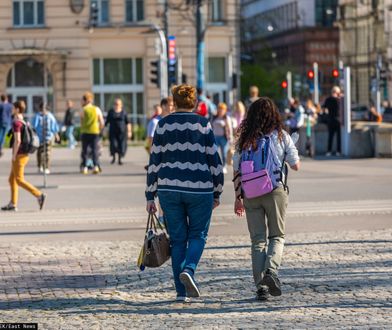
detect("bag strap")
[280,136,289,194]
[146,213,167,234]
[145,213,152,233]
[261,137,270,167]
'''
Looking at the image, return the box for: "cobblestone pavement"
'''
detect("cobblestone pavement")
[0,228,391,329]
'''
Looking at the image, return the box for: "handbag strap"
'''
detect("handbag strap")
[145,213,168,234]
[152,213,165,232]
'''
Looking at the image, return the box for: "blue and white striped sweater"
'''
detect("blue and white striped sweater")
[146,112,224,201]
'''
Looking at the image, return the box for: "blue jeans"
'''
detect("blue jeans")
[65,125,76,148]
[157,191,214,296]
[0,126,9,150]
[215,136,229,167]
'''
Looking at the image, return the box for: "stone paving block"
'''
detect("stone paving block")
[0,229,391,328]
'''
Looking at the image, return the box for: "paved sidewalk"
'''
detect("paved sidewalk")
[0,229,391,329]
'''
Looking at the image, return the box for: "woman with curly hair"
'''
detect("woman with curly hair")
[232,97,300,301]
[146,84,224,302]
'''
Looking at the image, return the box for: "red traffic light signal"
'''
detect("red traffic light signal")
[281,81,288,89]
[332,69,339,78]
[307,70,314,79]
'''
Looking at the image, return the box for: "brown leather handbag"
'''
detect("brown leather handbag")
[139,214,171,269]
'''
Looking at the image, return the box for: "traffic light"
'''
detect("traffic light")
[281,80,288,89]
[168,62,177,85]
[332,69,339,78]
[232,73,238,89]
[380,69,387,80]
[168,36,177,86]
[182,73,187,84]
[150,60,160,88]
[307,70,314,79]
[89,2,99,28]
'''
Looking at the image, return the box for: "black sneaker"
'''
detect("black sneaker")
[256,287,269,301]
[38,193,47,210]
[179,270,200,298]
[1,204,17,212]
[261,269,282,296]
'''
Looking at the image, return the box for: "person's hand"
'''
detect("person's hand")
[55,134,61,144]
[213,199,220,210]
[234,199,245,217]
[146,201,157,214]
[12,155,16,162]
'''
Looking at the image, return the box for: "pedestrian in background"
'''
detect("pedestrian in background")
[212,102,233,174]
[286,98,305,134]
[244,85,260,109]
[305,99,318,124]
[1,101,46,212]
[146,84,223,302]
[144,105,162,170]
[233,97,300,301]
[196,88,217,120]
[160,96,174,118]
[32,103,60,175]
[63,100,76,149]
[145,105,162,153]
[323,86,342,156]
[368,103,383,123]
[105,98,132,165]
[80,92,104,175]
[0,94,13,157]
[232,101,247,132]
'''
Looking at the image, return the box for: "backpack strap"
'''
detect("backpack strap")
[280,135,289,194]
[261,136,270,167]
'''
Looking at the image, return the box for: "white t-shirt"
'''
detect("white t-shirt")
[147,117,160,138]
[233,130,299,171]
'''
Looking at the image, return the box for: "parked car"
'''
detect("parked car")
[351,105,369,121]
[383,107,392,123]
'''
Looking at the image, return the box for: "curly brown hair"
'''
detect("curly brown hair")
[236,97,284,151]
[171,84,197,109]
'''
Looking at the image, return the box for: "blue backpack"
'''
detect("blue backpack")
[240,135,288,198]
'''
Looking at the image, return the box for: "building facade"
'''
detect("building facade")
[0,0,240,124]
[337,0,387,106]
[242,0,339,100]
[385,0,392,101]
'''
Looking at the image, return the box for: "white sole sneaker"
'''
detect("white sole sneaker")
[175,296,191,303]
[179,272,200,298]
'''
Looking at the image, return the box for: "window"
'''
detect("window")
[91,0,110,25]
[206,57,226,83]
[7,59,52,87]
[126,0,144,22]
[205,57,227,104]
[315,0,338,27]
[210,0,223,22]
[93,58,144,124]
[13,0,45,27]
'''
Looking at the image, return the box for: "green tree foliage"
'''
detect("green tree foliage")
[241,63,293,107]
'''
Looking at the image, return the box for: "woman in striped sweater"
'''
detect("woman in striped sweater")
[146,84,224,302]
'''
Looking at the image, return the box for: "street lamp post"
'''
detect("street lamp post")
[343,66,351,157]
[196,0,205,90]
[313,62,319,105]
[376,54,382,114]
[286,71,292,100]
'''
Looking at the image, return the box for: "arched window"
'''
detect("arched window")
[7,58,52,88]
